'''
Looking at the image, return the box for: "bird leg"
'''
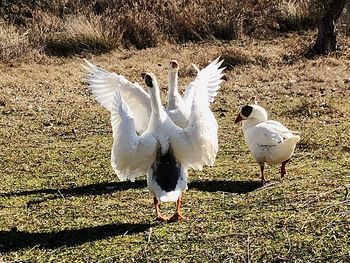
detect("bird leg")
[168,195,185,222]
[153,197,167,222]
[281,159,290,178]
[259,164,267,184]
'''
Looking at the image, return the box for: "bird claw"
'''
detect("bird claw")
[154,215,168,222]
[260,177,270,184]
[168,213,186,223]
[256,174,270,184]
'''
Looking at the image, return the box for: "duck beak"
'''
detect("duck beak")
[234,114,243,124]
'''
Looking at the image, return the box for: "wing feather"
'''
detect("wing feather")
[251,123,288,146]
[183,56,225,107]
[83,60,151,133]
[265,120,300,136]
[110,91,158,182]
[171,79,218,170]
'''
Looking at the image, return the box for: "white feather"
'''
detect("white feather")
[240,105,300,165]
[183,56,225,112]
[83,57,225,131]
[110,91,158,182]
[107,72,218,202]
[170,77,218,170]
[83,59,151,133]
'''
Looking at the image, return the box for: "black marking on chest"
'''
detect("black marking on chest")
[152,147,181,193]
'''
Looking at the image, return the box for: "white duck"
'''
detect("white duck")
[82,57,225,131]
[102,72,218,222]
[234,104,300,183]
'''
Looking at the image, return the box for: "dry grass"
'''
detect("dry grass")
[0,0,310,63]
[0,0,349,64]
[276,0,314,30]
[0,32,349,261]
[0,20,32,64]
[30,14,123,56]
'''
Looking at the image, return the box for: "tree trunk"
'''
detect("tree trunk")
[312,0,348,54]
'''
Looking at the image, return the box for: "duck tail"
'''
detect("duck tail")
[285,135,301,145]
[159,190,182,202]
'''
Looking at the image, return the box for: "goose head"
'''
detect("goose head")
[168,60,179,73]
[143,72,160,94]
[234,104,268,124]
[143,72,156,87]
[143,72,163,114]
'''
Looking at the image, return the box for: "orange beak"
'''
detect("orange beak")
[234,114,243,124]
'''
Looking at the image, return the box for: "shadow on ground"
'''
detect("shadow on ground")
[0,179,262,199]
[188,180,263,194]
[0,180,147,207]
[0,180,148,198]
[0,222,152,253]
[0,179,262,207]
[0,180,262,252]
[0,180,263,201]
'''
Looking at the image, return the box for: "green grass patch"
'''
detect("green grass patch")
[1,35,350,261]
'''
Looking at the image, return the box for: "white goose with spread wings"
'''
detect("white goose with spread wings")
[234,104,300,183]
[102,72,218,222]
[82,57,225,131]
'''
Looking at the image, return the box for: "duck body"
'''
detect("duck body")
[243,120,300,165]
[147,146,187,202]
[144,103,188,203]
[235,104,300,182]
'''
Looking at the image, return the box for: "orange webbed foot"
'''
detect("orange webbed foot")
[257,174,269,184]
[155,215,168,222]
[168,213,186,223]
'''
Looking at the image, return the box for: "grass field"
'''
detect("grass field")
[0,32,350,262]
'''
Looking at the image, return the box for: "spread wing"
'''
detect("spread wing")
[110,91,158,182]
[83,60,151,133]
[170,77,218,170]
[183,56,225,112]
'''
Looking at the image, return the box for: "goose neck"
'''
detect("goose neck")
[167,71,179,109]
[149,86,165,119]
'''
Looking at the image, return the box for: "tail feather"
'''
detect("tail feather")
[285,135,301,145]
[159,190,182,202]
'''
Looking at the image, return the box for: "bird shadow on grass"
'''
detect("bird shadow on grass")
[188,180,263,194]
[0,180,147,198]
[0,179,262,207]
[0,180,147,207]
[0,222,152,253]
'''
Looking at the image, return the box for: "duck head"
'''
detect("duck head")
[143,72,163,115]
[235,104,268,123]
[143,73,156,88]
[168,60,179,72]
